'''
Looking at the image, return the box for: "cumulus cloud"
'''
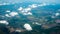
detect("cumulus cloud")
[9,12,18,17]
[0,20,9,25]
[24,23,32,31]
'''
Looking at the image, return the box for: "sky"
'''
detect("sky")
[0,0,60,4]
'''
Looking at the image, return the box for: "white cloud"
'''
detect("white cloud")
[19,7,32,15]
[25,8,31,11]
[15,29,21,32]
[5,14,10,17]
[30,4,38,8]
[35,22,41,25]
[38,3,47,6]
[0,3,10,5]
[21,7,31,13]
[9,12,18,16]
[24,23,32,31]
[0,20,9,25]
[22,12,32,15]
[32,22,41,25]
[6,10,11,12]
[55,13,60,16]
[18,7,23,11]
[27,12,32,15]
[51,16,55,18]
[22,13,27,15]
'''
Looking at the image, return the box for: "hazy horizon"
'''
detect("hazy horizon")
[0,0,60,4]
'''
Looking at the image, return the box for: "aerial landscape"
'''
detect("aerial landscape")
[0,0,60,34]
